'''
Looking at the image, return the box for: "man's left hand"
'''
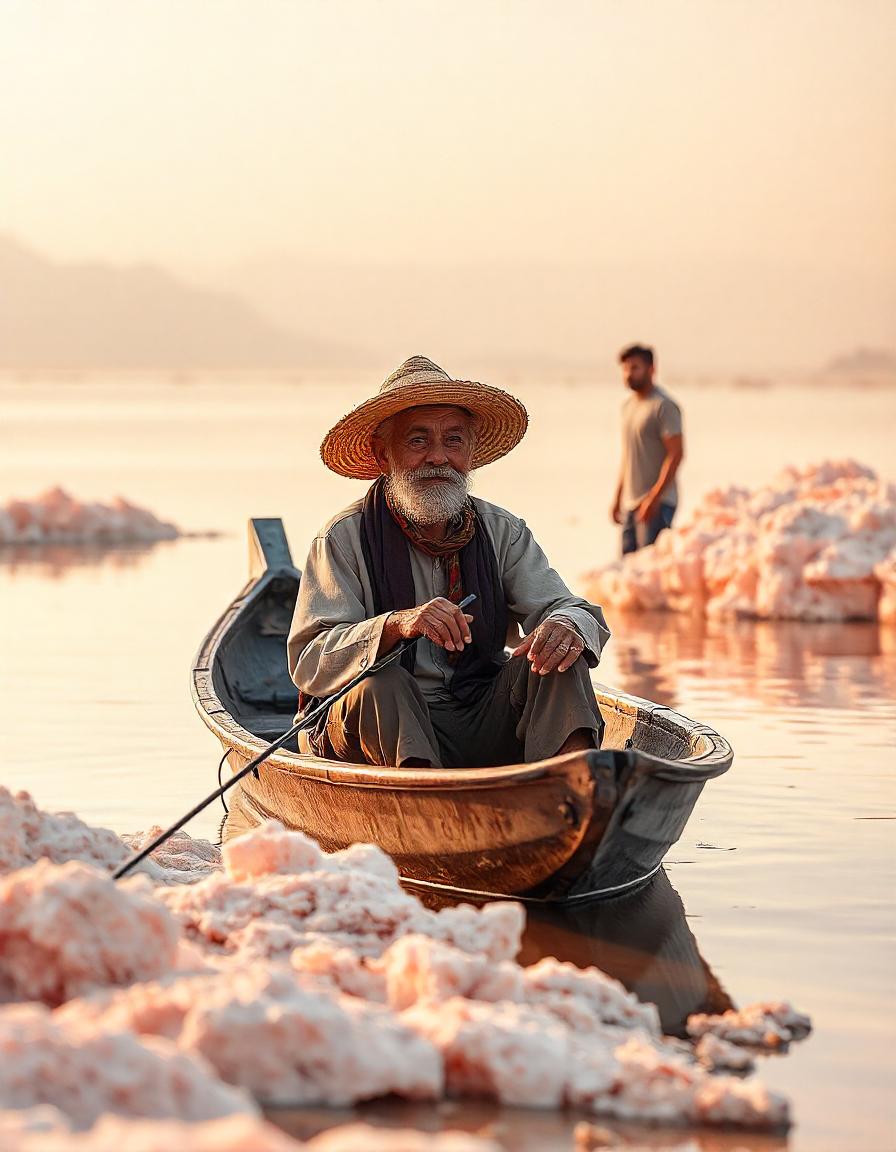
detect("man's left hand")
[512,619,585,675]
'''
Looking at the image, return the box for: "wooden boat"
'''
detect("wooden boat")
[192,519,732,903]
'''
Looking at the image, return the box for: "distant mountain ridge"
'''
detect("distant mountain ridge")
[0,236,357,370]
[211,251,896,381]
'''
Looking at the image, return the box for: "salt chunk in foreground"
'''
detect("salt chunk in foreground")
[176,964,443,1105]
[0,860,179,1005]
[0,1005,254,1127]
[0,788,128,875]
[0,787,221,885]
[402,997,569,1108]
[162,821,524,963]
[60,963,443,1107]
[404,999,789,1129]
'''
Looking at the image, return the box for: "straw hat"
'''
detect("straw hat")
[320,356,529,479]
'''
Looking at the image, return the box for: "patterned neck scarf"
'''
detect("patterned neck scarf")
[384,484,476,605]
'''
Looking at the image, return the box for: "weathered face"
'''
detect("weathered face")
[621,356,654,392]
[373,405,475,525]
[374,405,475,476]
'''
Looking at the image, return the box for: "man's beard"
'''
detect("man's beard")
[386,465,471,526]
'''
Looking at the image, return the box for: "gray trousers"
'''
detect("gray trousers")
[298,655,604,768]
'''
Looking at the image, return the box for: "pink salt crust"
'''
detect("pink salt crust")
[687,1003,812,1049]
[694,1033,755,1073]
[0,798,808,1138]
[583,460,896,622]
[0,786,221,884]
[0,860,179,1005]
[0,487,179,545]
[0,1006,253,1127]
[158,820,524,963]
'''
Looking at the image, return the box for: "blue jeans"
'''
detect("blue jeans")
[622,503,676,556]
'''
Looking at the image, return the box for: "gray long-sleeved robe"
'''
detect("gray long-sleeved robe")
[288,495,610,703]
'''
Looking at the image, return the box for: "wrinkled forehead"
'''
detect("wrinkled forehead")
[392,404,475,433]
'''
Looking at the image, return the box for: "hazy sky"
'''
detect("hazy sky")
[1,1,894,370]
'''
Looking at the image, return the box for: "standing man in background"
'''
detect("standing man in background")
[610,344,684,556]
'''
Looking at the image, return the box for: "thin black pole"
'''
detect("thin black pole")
[113,593,477,879]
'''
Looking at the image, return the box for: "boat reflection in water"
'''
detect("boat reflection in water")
[415,867,733,1038]
[519,868,733,1036]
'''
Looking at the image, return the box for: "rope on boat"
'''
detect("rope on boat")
[217,749,232,814]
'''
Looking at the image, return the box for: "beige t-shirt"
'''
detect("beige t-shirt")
[621,385,683,510]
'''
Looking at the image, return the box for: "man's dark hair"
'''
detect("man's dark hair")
[618,343,655,368]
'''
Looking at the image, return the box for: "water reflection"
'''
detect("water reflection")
[519,870,733,1036]
[608,611,896,711]
[0,540,174,578]
[271,1099,788,1152]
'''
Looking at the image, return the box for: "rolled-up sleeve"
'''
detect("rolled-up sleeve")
[288,531,390,697]
[501,518,610,666]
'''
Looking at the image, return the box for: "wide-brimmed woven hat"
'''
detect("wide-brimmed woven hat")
[320,355,529,479]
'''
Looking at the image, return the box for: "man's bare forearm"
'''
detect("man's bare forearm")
[376,610,411,658]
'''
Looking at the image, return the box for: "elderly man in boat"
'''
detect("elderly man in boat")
[288,356,610,769]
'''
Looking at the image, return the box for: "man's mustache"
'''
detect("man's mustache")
[407,465,466,483]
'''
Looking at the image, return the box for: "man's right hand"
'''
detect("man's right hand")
[395,598,474,653]
[611,498,623,525]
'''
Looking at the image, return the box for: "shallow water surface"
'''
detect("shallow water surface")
[1,377,894,1151]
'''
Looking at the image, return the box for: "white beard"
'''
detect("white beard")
[386,465,471,526]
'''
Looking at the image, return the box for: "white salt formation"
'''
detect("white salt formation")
[0,487,179,545]
[120,826,222,883]
[0,794,805,1140]
[0,1006,253,1127]
[687,1003,812,1050]
[0,786,221,884]
[695,1033,756,1073]
[584,460,896,622]
[0,861,179,1005]
[159,820,524,963]
[61,964,443,1106]
[0,788,130,875]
